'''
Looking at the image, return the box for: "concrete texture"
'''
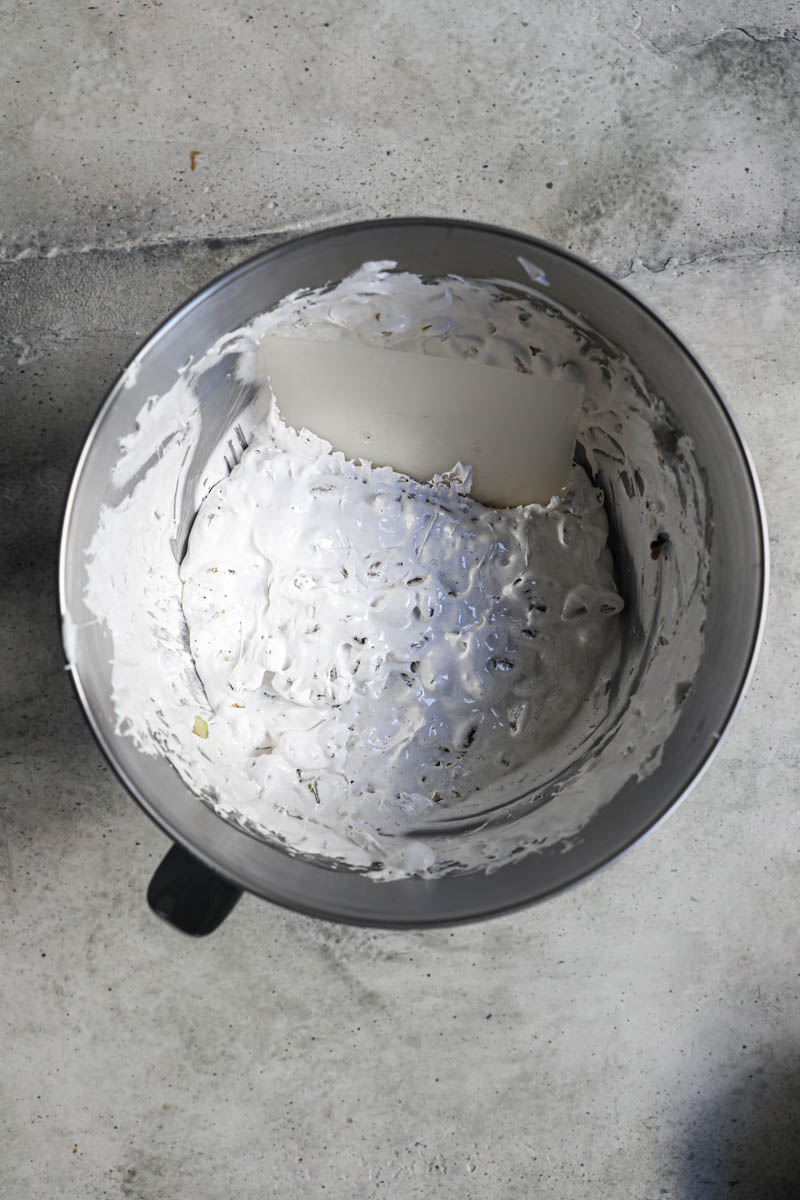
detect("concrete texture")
[1,2,799,1197]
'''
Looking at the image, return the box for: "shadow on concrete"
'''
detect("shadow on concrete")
[679,1043,800,1199]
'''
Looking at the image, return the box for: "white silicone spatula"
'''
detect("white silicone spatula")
[256,335,581,507]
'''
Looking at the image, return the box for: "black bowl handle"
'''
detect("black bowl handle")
[147,843,243,936]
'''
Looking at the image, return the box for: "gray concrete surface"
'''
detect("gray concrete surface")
[1,2,799,1197]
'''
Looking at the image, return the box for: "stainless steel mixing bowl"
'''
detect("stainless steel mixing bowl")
[59,218,768,932]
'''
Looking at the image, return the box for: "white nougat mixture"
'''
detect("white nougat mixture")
[82,261,678,880]
[179,400,622,871]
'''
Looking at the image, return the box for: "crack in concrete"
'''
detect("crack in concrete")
[0,212,347,265]
[614,244,800,280]
[682,26,800,49]
[2,225,799,287]
[734,27,800,45]
[633,21,800,57]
